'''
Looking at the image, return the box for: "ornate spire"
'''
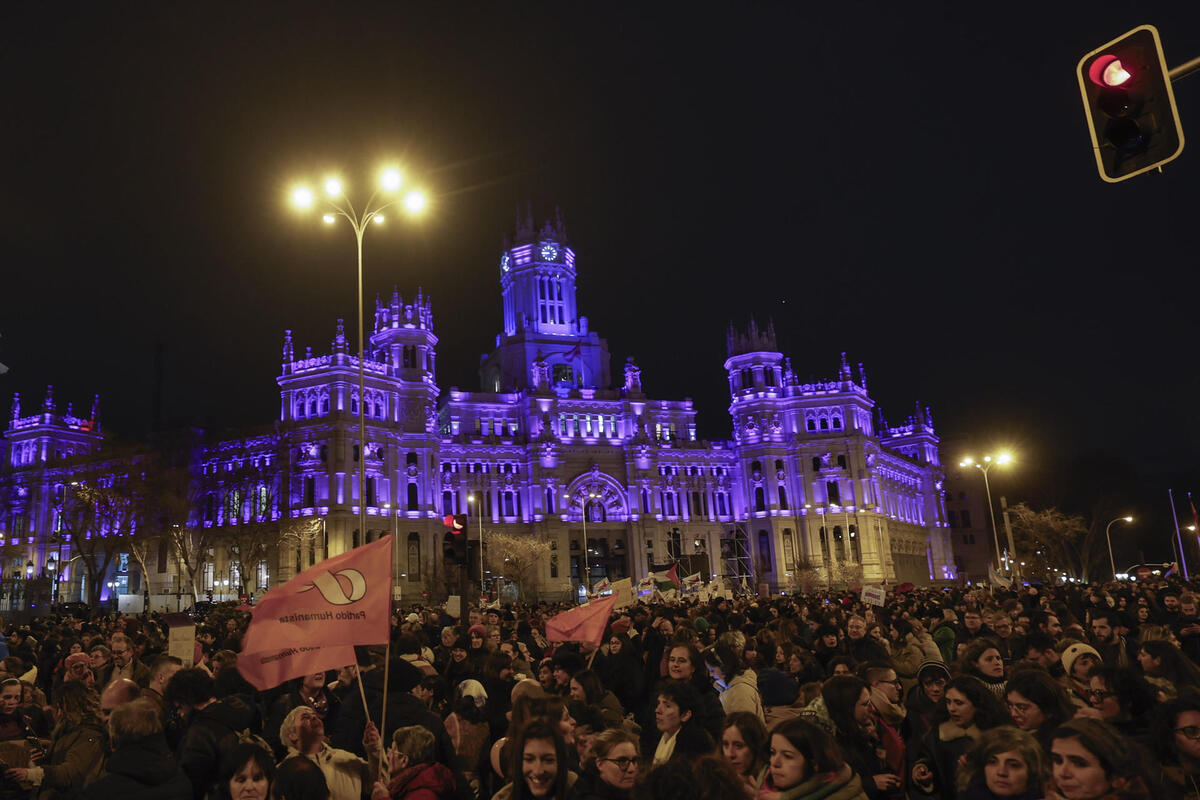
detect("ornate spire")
[839,352,851,381]
[726,317,779,356]
[332,319,348,353]
[43,384,55,413]
[857,362,868,391]
[282,330,294,365]
[623,357,643,396]
[10,392,19,420]
[90,394,101,430]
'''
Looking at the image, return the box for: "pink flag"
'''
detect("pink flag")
[545,594,618,647]
[238,535,392,690]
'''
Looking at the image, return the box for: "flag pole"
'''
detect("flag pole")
[381,534,395,738]
[1170,489,1190,580]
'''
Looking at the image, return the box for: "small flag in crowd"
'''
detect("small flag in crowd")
[238,535,393,690]
[650,564,681,592]
[592,577,612,595]
[545,593,619,647]
[681,572,702,590]
[988,565,1013,588]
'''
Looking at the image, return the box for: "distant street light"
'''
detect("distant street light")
[959,452,1014,572]
[1105,515,1134,579]
[289,168,429,548]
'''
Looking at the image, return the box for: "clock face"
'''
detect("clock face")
[500,253,511,273]
[540,244,559,261]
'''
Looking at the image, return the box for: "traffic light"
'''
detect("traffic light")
[1077,25,1184,182]
[442,513,467,564]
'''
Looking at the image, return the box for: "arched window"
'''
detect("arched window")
[764,369,776,386]
[849,525,861,563]
[833,526,845,560]
[406,452,418,466]
[307,400,316,416]
[321,397,329,414]
[774,459,785,472]
[407,482,419,511]
[757,530,772,574]
[837,455,847,468]
[812,457,821,471]
[754,487,766,512]
[819,526,830,562]
[751,460,762,474]
[820,417,829,430]
[402,345,417,368]
[832,416,843,429]
[778,486,789,510]
[807,418,816,431]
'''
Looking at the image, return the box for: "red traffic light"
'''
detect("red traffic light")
[1088,55,1131,87]
[443,513,465,531]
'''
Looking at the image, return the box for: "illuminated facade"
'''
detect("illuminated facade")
[0,212,955,604]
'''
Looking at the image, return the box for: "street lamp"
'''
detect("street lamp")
[959,452,1014,571]
[383,503,398,590]
[25,561,33,578]
[289,168,429,553]
[1105,515,1134,579]
[467,494,484,603]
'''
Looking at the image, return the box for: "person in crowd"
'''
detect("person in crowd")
[1138,640,1200,699]
[1047,718,1156,800]
[955,726,1046,800]
[704,643,765,723]
[167,667,261,800]
[1060,644,1102,707]
[910,676,1010,800]
[753,717,869,800]
[1090,610,1133,670]
[593,633,642,715]
[444,638,478,688]
[632,754,747,800]
[859,662,906,794]
[266,672,339,758]
[905,661,950,749]
[568,703,604,766]
[1023,634,1066,681]
[83,696,193,800]
[370,725,456,800]
[567,670,624,729]
[279,705,380,800]
[444,680,490,797]
[1004,669,1074,751]
[491,718,576,800]
[214,739,276,800]
[107,633,152,687]
[890,619,942,691]
[652,680,715,766]
[272,756,331,800]
[5,680,106,800]
[550,651,584,697]
[573,727,639,800]
[959,608,993,647]
[1150,692,1200,800]
[813,625,847,675]
[662,644,725,743]
[846,616,890,664]
[820,675,898,800]
[1080,665,1156,743]
[720,711,768,797]
[958,640,1008,700]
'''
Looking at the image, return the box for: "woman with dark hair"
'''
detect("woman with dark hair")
[568,670,624,728]
[720,711,768,796]
[910,676,1010,800]
[272,757,330,800]
[652,680,716,766]
[662,644,725,743]
[492,719,577,800]
[594,632,642,714]
[955,727,1047,800]
[821,676,899,800]
[5,680,105,798]
[904,662,950,752]
[1150,693,1200,800]
[1082,665,1156,744]
[813,625,847,675]
[1048,718,1156,800]
[753,717,869,800]
[958,639,1007,700]
[573,727,640,800]
[1005,669,1074,751]
[217,740,277,800]
[704,643,765,723]
[1139,640,1200,699]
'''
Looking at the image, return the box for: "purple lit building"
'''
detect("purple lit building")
[0,212,956,606]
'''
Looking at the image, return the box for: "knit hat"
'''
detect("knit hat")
[468,624,487,639]
[390,658,424,694]
[64,652,90,669]
[406,613,420,624]
[451,636,469,652]
[916,660,951,683]
[458,679,488,708]
[694,617,709,633]
[551,650,585,675]
[1061,643,1102,678]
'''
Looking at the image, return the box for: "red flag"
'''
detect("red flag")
[238,535,392,690]
[545,594,618,648]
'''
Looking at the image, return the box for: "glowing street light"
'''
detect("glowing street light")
[959,452,1015,572]
[1105,515,1134,579]
[287,165,431,555]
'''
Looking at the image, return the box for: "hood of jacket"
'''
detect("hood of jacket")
[388,761,456,798]
[195,694,257,732]
[105,734,183,785]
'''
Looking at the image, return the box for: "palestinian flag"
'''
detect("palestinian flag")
[650,564,682,592]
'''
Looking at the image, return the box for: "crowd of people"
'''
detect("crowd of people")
[0,578,1197,800]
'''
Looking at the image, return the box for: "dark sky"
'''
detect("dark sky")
[3,2,1199,559]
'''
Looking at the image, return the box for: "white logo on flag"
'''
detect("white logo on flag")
[300,569,368,605]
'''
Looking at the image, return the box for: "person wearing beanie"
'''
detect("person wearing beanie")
[1060,643,1102,705]
[905,661,951,747]
[442,637,477,688]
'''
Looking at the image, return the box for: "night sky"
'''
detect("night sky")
[3,3,1199,561]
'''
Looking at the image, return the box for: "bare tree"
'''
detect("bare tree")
[789,557,822,594]
[1008,502,1091,580]
[486,532,552,601]
[56,462,146,606]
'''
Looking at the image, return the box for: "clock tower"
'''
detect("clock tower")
[481,207,610,393]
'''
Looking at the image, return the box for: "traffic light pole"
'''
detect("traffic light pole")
[1170,56,1200,81]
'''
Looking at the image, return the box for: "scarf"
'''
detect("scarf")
[869,686,907,726]
[937,721,982,743]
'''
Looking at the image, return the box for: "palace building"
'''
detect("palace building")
[0,211,956,608]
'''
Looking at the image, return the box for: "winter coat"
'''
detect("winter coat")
[82,733,191,800]
[757,667,799,707]
[892,635,942,691]
[720,671,766,724]
[176,695,260,800]
[909,722,982,800]
[596,691,625,729]
[490,771,577,800]
[572,768,632,800]
[283,743,371,800]
[35,719,107,800]
[754,764,870,800]
[381,761,457,800]
[931,624,957,664]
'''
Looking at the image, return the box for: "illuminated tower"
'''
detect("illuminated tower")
[481,207,610,392]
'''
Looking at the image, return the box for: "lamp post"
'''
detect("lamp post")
[46,556,57,603]
[468,493,485,604]
[566,491,598,598]
[383,503,398,592]
[1105,515,1134,579]
[959,453,1013,572]
[290,169,428,555]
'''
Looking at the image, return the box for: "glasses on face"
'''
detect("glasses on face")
[1086,689,1116,701]
[601,757,638,771]
[874,678,902,687]
[922,677,947,687]
[1176,726,1200,740]
[1007,701,1033,714]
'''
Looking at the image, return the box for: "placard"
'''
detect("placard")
[611,578,633,609]
[861,585,886,607]
[445,595,461,619]
[168,620,196,668]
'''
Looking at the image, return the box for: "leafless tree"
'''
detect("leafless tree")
[486,532,552,601]
[55,461,145,606]
[1008,502,1092,580]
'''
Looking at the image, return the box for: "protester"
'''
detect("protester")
[910,676,1010,800]
[212,738,275,800]
[492,718,576,800]
[753,717,868,800]
[573,727,639,800]
[955,726,1047,800]
[272,757,331,800]
[651,680,715,766]
[5,681,106,800]
[1004,669,1074,751]
[1047,719,1156,800]
[370,725,456,800]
